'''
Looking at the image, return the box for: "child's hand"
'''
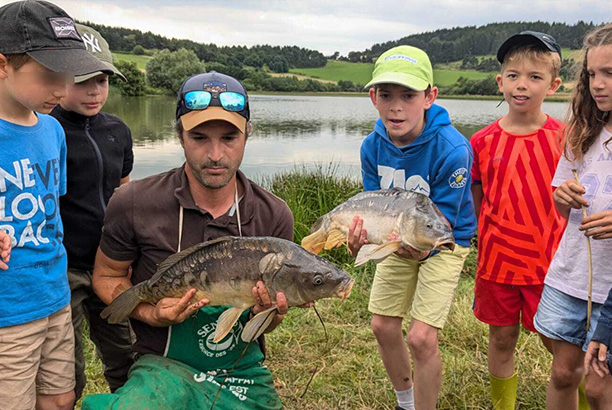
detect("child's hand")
[553,179,589,210]
[0,231,12,270]
[579,210,612,240]
[584,341,610,378]
[388,232,430,261]
[347,215,368,257]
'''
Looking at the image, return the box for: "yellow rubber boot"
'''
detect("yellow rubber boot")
[578,379,590,410]
[490,373,518,410]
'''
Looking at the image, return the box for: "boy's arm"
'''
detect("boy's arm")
[430,146,473,231]
[121,124,134,182]
[348,142,378,256]
[585,286,612,377]
[471,184,483,221]
[592,286,612,349]
[470,132,483,221]
[0,231,11,270]
[360,142,380,191]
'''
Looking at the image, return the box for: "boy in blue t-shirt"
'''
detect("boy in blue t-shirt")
[0,2,109,409]
[348,45,476,410]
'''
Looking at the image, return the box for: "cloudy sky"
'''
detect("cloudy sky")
[5,0,610,55]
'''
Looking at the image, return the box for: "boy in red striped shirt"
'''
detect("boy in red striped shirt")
[470,31,565,410]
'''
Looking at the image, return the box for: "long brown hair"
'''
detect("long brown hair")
[565,23,612,161]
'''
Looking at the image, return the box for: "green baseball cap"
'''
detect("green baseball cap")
[74,23,126,83]
[365,45,433,91]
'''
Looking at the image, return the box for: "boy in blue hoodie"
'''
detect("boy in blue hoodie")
[348,45,476,410]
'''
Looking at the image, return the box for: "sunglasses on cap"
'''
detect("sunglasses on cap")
[183,90,246,113]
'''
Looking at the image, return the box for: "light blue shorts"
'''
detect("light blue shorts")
[534,285,603,351]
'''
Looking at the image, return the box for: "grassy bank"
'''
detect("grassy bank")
[289,60,495,87]
[78,166,552,409]
[112,52,151,71]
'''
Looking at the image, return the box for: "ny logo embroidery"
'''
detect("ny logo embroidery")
[82,33,102,53]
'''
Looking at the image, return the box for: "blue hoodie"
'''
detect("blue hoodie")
[360,103,476,247]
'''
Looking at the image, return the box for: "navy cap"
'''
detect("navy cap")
[497,31,562,63]
[176,71,250,132]
[0,0,110,75]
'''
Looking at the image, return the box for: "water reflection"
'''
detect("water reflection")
[103,94,569,181]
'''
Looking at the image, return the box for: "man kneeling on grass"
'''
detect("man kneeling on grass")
[83,71,294,410]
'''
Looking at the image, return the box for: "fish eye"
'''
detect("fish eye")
[312,275,324,286]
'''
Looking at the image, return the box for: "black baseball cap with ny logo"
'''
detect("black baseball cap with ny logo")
[0,0,109,75]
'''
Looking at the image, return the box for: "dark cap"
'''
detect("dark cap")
[497,31,562,63]
[0,0,110,75]
[176,71,250,132]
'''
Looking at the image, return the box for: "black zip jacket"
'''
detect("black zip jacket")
[51,106,134,270]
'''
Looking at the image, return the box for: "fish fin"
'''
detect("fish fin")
[111,282,131,300]
[100,286,143,324]
[354,244,379,266]
[301,229,328,254]
[155,237,232,275]
[259,253,284,275]
[324,229,346,250]
[354,240,401,267]
[241,306,278,343]
[213,306,247,343]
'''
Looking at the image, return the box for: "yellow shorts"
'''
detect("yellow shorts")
[368,245,470,329]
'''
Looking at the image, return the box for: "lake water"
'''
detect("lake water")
[104,94,570,182]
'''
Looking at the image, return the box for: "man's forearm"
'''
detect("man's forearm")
[94,274,133,305]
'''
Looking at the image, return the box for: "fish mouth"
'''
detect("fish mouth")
[335,278,355,301]
[434,239,455,251]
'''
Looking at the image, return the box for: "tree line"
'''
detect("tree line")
[105,20,597,97]
[345,21,597,65]
[81,21,326,72]
[110,49,365,97]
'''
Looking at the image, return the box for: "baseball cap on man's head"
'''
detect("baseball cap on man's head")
[74,23,126,83]
[0,0,109,75]
[365,45,433,92]
[176,71,250,132]
[497,31,562,63]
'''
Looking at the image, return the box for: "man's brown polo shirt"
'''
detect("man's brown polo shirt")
[99,165,293,356]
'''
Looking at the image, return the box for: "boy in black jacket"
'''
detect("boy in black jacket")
[50,23,134,400]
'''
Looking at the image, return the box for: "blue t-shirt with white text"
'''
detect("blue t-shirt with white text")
[0,114,69,327]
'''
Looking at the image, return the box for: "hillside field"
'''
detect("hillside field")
[112,52,152,70]
[290,60,494,87]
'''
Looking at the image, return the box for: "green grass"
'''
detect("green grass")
[78,166,552,409]
[290,60,374,85]
[290,60,494,87]
[433,69,493,86]
[111,52,152,71]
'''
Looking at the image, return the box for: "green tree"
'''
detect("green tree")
[132,45,146,55]
[145,48,205,93]
[110,60,146,96]
[243,53,263,68]
[460,55,478,69]
[268,56,289,73]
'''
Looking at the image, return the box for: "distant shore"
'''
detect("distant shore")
[250,91,571,102]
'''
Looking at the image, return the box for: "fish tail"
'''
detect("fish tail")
[301,229,328,254]
[100,286,143,324]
